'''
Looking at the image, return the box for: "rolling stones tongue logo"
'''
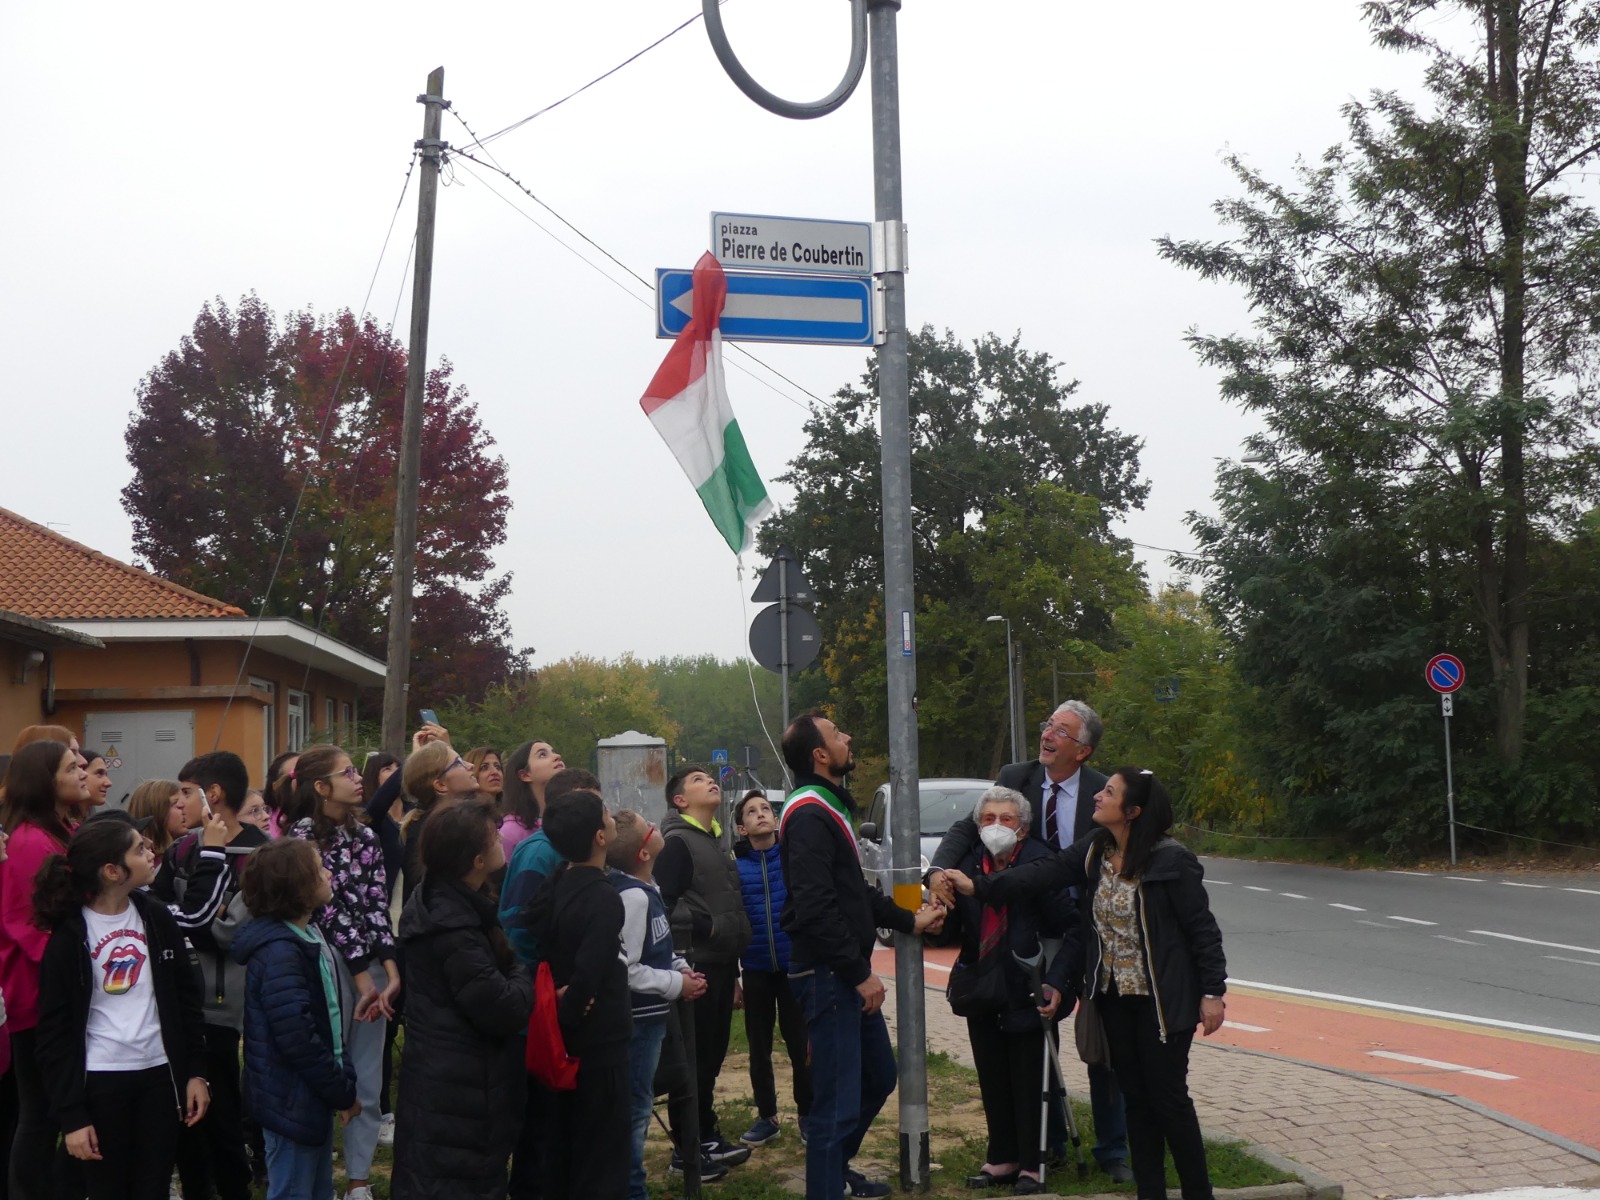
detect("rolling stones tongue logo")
[101,942,147,994]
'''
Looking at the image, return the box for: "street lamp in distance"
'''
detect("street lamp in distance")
[986,615,1020,762]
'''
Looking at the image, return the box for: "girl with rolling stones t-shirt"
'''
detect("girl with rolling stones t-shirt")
[33,815,210,1200]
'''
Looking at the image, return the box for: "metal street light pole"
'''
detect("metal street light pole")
[987,615,1019,761]
[700,1,929,1189]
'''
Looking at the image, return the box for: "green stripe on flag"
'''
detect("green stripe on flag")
[693,419,771,553]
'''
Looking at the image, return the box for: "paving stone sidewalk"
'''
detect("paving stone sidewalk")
[883,978,1600,1200]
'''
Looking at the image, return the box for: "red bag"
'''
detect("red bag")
[525,961,580,1090]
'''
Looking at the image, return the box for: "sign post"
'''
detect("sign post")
[1426,654,1466,865]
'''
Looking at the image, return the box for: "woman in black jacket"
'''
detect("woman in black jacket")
[393,801,532,1200]
[34,816,210,1200]
[949,769,1227,1200]
[936,787,1076,1195]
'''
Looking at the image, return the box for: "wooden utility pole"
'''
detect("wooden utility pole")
[381,67,446,756]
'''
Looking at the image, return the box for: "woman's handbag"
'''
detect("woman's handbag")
[525,961,580,1090]
[1074,993,1110,1066]
[946,951,1009,1017]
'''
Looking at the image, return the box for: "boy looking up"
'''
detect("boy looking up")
[656,766,753,1172]
[733,790,812,1147]
[608,811,708,1200]
[530,790,631,1199]
[155,750,269,1200]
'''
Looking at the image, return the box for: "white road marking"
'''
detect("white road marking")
[1563,887,1600,896]
[1210,880,1232,885]
[1329,903,1366,912]
[1357,920,1396,929]
[1469,930,1600,955]
[1223,1021,1270,1033]
[1244,885,1272,892]
[1387,916,1438,926]
[1446,876,1486,882]
[1279,892,1309,899]
[1501,882,1547,889]
[923,961,951,975]
[1227,978,1600,1045]
[1435,936,1483,946]
[1391,870,1431,876]
[1368,1050,1516,1081]
[1545,955,1600,968]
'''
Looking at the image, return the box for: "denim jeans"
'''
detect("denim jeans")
[627,1019,668,1200]
[789,965,897,1200]
[338,958,388,1181]
[263,1129,333,1200]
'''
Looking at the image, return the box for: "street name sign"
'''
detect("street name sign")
[655,268,874,346]
[1425,653,1465,694]
[710,212,872,275]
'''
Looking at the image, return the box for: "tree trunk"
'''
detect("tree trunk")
[1485,0,1532,764]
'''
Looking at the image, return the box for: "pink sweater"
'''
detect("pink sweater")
[0,823,67,1033]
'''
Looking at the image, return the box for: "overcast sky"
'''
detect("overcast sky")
[5,1,1426,668]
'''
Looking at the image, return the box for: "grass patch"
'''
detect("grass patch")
[1176,826,1389,870]
[644,1028,1293,1199]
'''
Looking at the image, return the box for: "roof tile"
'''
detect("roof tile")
[0,506,246,620]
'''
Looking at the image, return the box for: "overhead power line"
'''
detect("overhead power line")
[445,112,1215,567]
[467,4,722,149]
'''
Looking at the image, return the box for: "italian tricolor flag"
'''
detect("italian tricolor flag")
[640,252,773,554]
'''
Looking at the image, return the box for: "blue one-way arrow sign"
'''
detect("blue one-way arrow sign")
[655,268,874,346]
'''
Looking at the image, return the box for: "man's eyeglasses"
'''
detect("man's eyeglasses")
[1038,720,1086,747]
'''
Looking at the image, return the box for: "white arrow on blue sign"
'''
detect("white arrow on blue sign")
[655,268,874,346]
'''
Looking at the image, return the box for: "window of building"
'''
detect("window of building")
[287,689,310,752]
[249,676,276,770]
[325,697,336,740]
[340,701,353,742]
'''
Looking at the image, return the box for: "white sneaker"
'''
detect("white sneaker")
[376,1112,396,1147]
[345,1188,375,1200]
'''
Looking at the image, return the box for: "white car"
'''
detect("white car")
[856,777,993,941]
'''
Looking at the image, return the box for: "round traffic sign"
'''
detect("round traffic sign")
[1426,653,1465,694]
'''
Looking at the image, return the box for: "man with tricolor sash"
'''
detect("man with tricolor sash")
[777,713,944,1200]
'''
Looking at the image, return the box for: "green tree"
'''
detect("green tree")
[439,656,680,770]
[761,328,1148,774]
[1160,1,1600,848]
[645,655,786,781]
[1087,591,1269,830]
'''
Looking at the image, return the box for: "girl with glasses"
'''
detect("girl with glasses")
[284,744,400,1200]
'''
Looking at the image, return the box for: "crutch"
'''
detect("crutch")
[1016,950,1089,1184]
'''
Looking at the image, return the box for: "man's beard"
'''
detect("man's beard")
[833,750,856,776]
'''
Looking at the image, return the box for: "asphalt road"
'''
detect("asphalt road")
[1198,856,1600,1039]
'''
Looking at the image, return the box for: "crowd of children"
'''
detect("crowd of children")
[0,722,840,1200]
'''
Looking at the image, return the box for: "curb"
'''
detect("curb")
[1202,1040,1600,1167]
[1201,1126,1345,1200]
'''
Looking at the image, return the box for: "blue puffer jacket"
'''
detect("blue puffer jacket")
[735,838,792,974]
[232,918,357,1145]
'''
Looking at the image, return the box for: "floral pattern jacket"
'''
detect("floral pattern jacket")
[289,817,396,973]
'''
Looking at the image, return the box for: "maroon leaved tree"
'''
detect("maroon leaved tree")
[122,294,526,702]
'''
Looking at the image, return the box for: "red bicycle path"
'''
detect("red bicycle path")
[872,942,1600,1152]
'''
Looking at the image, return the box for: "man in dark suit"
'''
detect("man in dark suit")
[927,700,1131,1184]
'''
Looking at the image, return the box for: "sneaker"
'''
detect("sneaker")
[376,1112,396,1147]
[844,1168,892,1198]
[798,1116,809,1145]
[344,1189,375,1200]
[740,1116,781,1146]
[668,1149,730,1181]
[702,1137,751,1166]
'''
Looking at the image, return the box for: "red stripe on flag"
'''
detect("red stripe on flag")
[640,253,727,416]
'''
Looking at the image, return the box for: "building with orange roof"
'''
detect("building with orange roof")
[0,505,385,795]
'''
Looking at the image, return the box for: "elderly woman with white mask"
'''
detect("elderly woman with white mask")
[934,786,1077,1195]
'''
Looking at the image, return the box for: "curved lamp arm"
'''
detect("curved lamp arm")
[702,0,867,120]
